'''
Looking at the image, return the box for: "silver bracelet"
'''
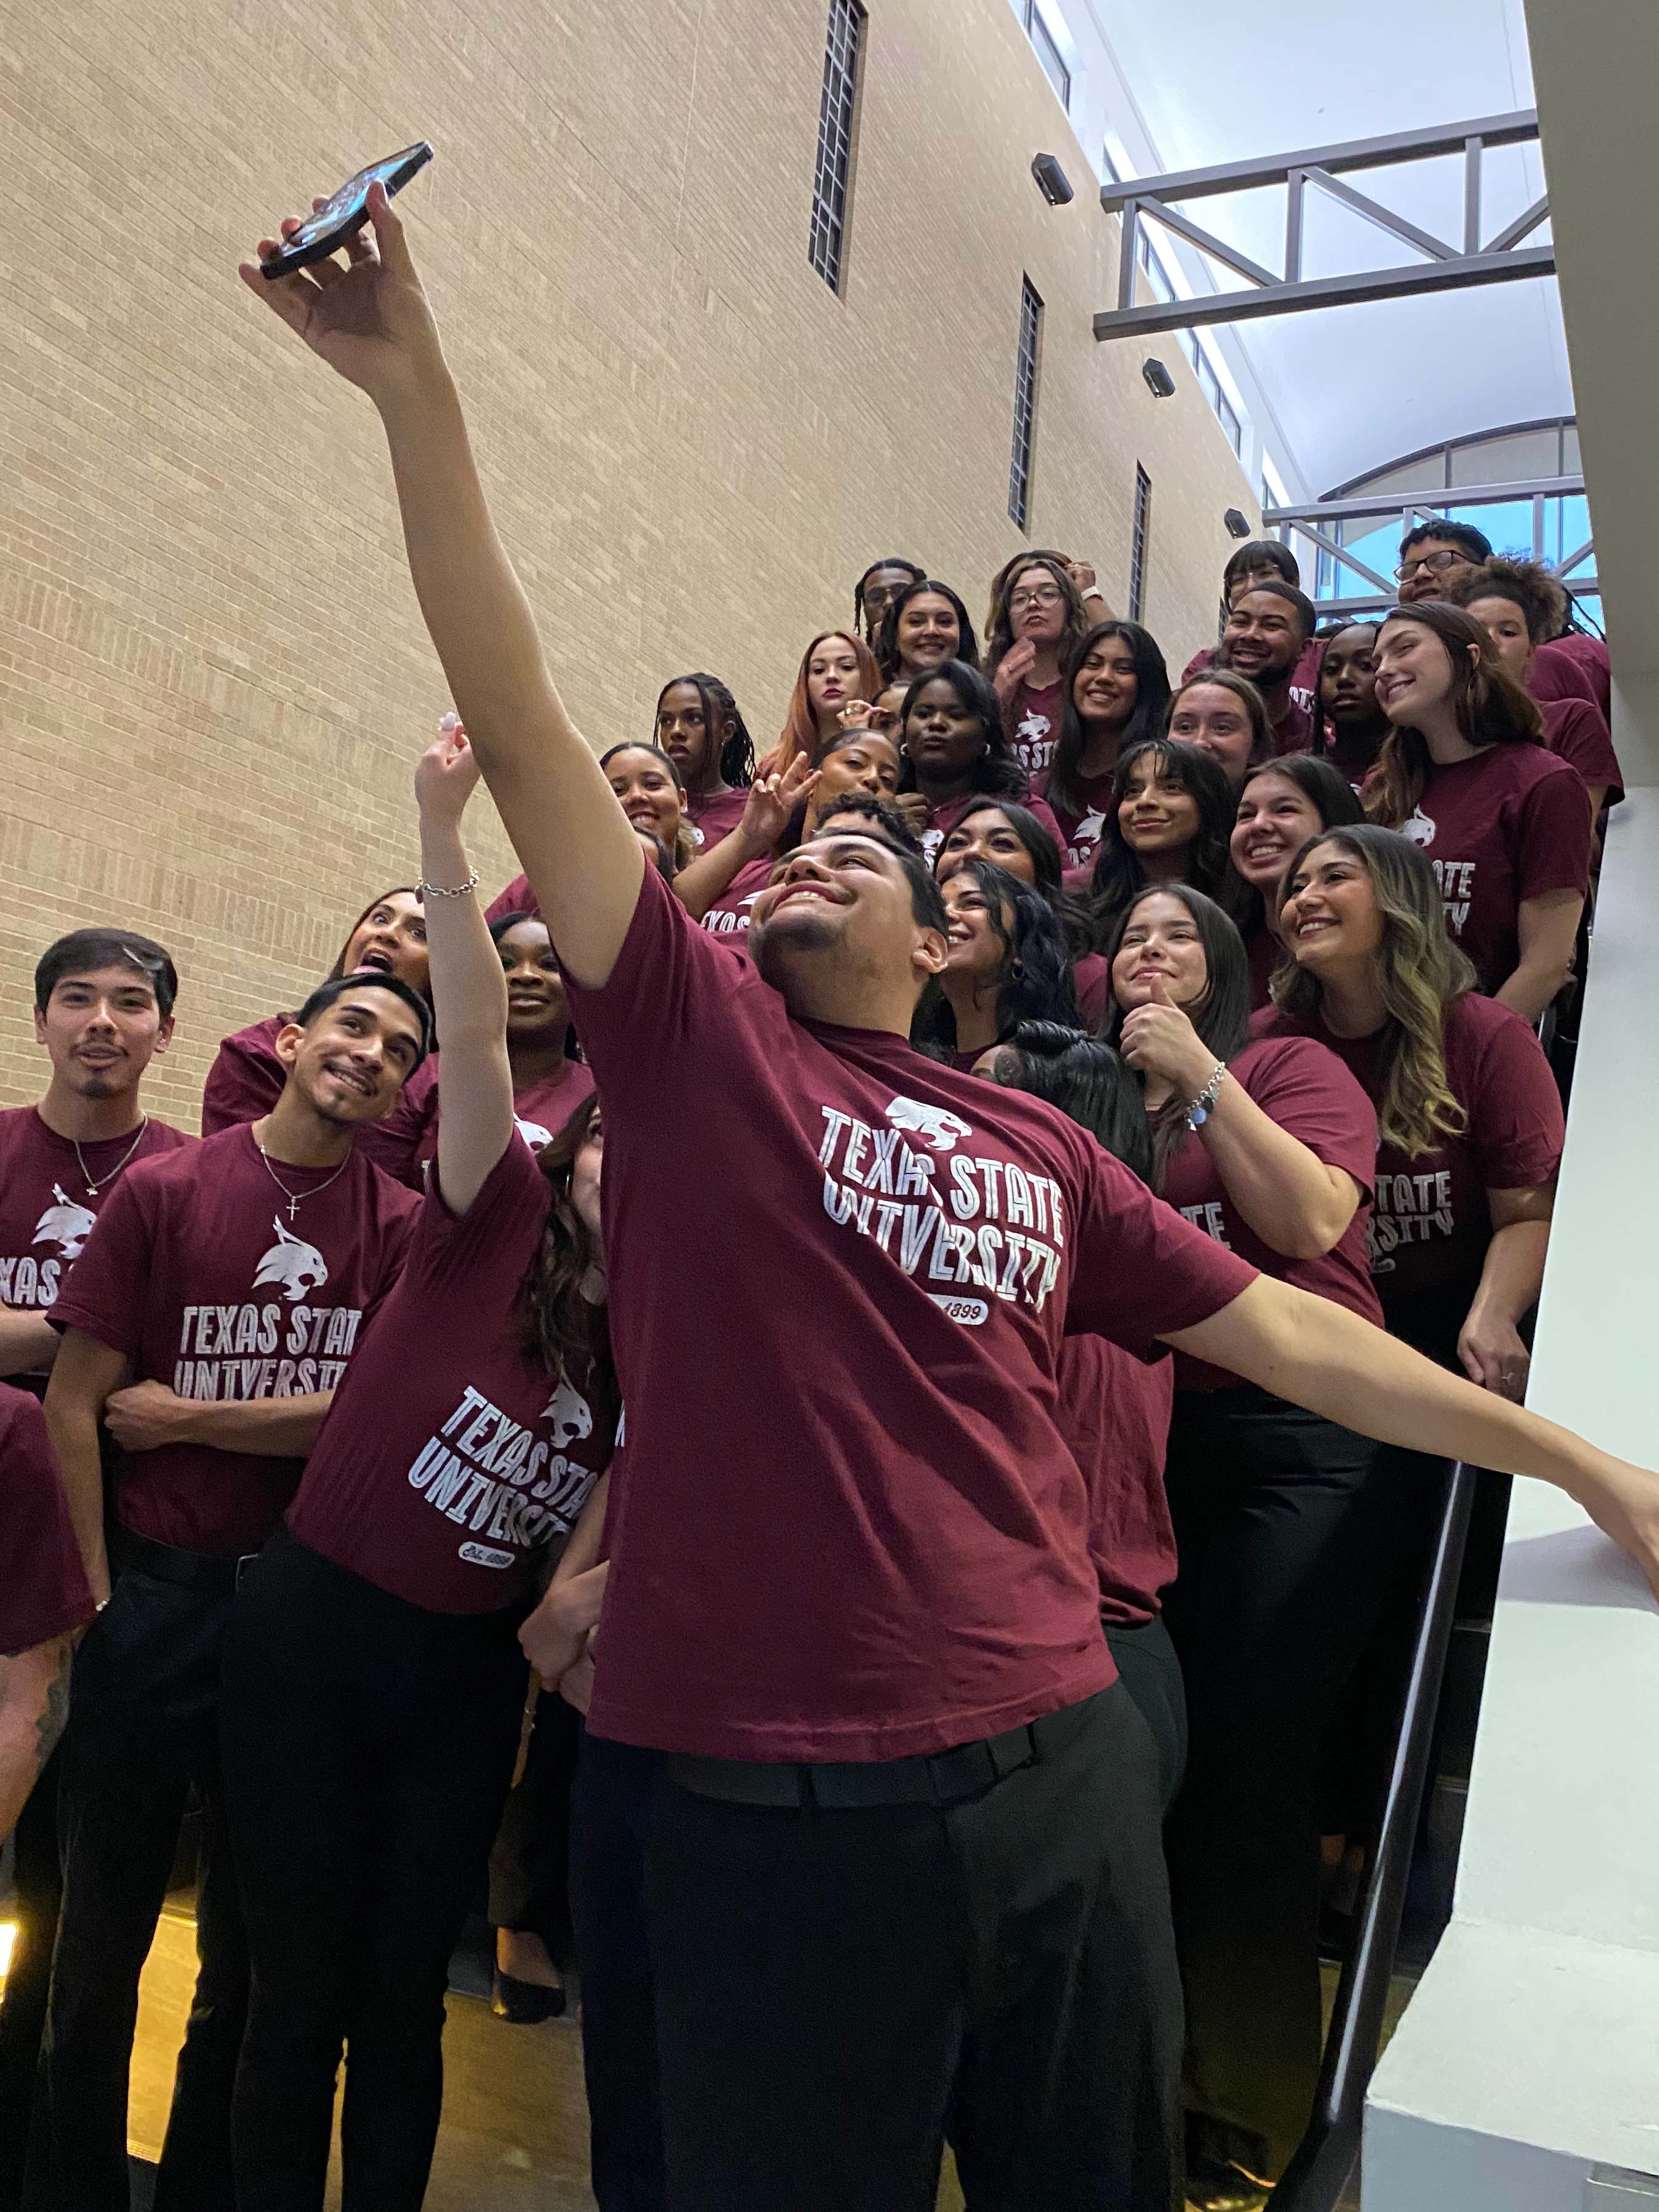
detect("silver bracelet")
[1186,1061,1227,1131]
[416,867,479,899]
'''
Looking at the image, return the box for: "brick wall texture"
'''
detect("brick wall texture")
[0,0,1255,1129]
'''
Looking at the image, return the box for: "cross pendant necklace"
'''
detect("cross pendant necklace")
[256,1141,351,1220]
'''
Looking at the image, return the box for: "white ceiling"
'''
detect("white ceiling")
[1078,0,1574,496]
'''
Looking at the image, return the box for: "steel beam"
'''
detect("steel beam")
[1307,579,1600,621]
[1098,110,1541,212]
[1092,247,1556,338]
[1263,475,1583,525]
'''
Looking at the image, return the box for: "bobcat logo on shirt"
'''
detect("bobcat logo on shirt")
[1400,806,1437,850]
[251,1217,330,1303]
[885,1096,973,1152]
[1067,809,1106,868]
[34,1185,98,1262]
[1014,707,1053,773]
[515,1116,554,1152]
[542,1377,594,1452]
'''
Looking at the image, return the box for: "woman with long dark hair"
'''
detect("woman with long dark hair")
[933,798,1106,1026]
[917,861,1080,1066]
[893,659,1062,864]
[1228,755,1364,1007]
[1364,601,1592,1021]
[487,740,696,923]
[653,672,757,850]
[201,883,437,1186]
[984,555,1092,781]
[1085,736,1240,953]
[1448,561,1623,818]
[220,726,617,2211]
[1102,882,1402,2205]
[876,577,980,686]
[1044,620,1171,876]
[853,558,925,650]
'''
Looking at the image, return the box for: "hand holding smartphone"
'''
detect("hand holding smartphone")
[259,143,433,278]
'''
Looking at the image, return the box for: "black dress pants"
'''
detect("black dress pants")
[571,1681,1183,2212]
[219,1533,524,2212]
[24,1567,246,2212]
[1160,1385,1437,2179]
[0,1757,60,2212]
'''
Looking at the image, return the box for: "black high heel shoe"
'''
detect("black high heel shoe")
[491,1966,568,2024]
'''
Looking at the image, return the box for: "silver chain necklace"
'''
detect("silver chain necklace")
[73,1117,150,1199]
[257,1141,351,1223]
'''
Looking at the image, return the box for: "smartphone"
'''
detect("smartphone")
[259,143,433,278]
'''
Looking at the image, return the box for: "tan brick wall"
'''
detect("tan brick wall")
[0,0,1253,1130]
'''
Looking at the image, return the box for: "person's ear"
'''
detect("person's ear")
[914,925,950,981]
[32,1005,48,1050]
[153,1015,177,1057]
[273,1020,306,1071]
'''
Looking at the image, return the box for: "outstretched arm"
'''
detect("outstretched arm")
[240,186,641,987]
[416,722,516,1214]
[1167,1277,1659,1595]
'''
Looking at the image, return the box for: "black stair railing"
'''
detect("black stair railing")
[1267,1458,1480,2211]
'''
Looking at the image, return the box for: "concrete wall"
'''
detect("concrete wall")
[0,0,1253,1130]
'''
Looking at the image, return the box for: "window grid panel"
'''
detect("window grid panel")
[1024,1,1071,108]
[1129,465,1152,621]
[1008,278,1043,529]
[808,0,866,292]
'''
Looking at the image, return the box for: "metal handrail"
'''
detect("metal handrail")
[1267,1458,1480,2211]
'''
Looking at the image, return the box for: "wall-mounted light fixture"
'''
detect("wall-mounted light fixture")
[1031,153,1074,207]
[1223,508,1253,539]
[1141,358,1176,398]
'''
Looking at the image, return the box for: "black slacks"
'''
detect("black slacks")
[0,1758,60,2212]
[1160,1385,1438,2179]
[219,1532,525,2212]
[571,1681,1183,2212]
[24,1568,246,2212]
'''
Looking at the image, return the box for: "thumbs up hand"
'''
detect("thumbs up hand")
[1117,972,1215,1094]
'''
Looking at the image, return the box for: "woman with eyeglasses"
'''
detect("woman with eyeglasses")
[985,557,1093,782]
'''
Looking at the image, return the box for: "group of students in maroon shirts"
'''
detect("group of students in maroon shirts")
[0,181,1650,2212]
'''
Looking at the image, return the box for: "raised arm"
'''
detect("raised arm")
[414,722,515,1213]
[1167,1277,1659,1595]
[671,758,818,923]
[240,185,642,986]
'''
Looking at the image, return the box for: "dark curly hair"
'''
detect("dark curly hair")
[915,859,1080,1053]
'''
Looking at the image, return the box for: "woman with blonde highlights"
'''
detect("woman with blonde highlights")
[1263,825,1564,1386]
[1362,601,1591,1021]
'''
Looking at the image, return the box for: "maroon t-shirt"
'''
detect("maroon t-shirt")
[1397,744,1593,994]
[1074,953,1109,1031]
[1041,767,1114,876]
[917,790,1066,874]
[1254,995,1564,1310]
[416,1059,596,1172]
[202,1016,438,1190]
[486,871,539,926]
[289,1140,609,1612]
[0,1381,94,1651]
[1245,922,1281,1011]
[1184,638,1324,720]
[0,1110,194,1372]
[1532,633,1610,719]
[50,1127,418,1555]
[698,853,774,939]
[1160,1033,1381,1391]
[1056,1336,1176,1628]
[1002,679,1066,780]
[685,786,749,851]
[564,864,1258,1761]
[1540,696,1623,808]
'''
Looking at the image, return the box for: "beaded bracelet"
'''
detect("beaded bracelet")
[1186,1061,1227,1131]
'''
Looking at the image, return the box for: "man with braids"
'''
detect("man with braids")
[242,178,1659,2212]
